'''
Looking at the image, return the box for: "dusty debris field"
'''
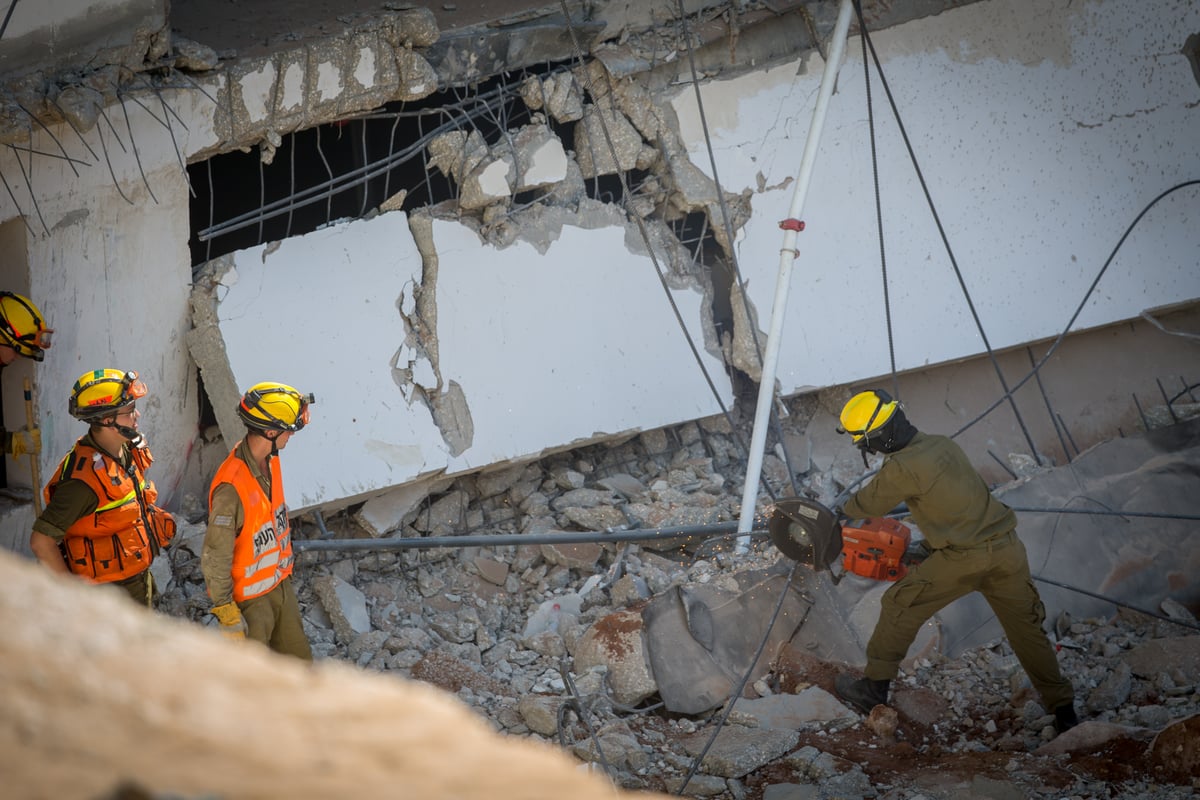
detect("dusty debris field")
[160,409,1200,800]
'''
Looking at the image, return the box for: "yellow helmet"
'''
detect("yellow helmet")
[238,382,314,433]
[838,390,899,444]
[0,291,52,361]
[69,369,147,421]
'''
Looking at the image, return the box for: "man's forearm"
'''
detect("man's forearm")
[29,531,70,574]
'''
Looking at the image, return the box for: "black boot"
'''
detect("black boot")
[834,673,890,715]
[1053,704,1078,734]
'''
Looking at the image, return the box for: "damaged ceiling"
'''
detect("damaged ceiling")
[167,1,988,68]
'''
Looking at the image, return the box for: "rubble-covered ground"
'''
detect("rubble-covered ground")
[159,402,1200,799]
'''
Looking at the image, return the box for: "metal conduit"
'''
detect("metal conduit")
[293,505,1199,555]
[294,519,771,553]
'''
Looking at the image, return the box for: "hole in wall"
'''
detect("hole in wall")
[188,61,579,269]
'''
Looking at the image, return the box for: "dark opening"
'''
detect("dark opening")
[188,62,579,269]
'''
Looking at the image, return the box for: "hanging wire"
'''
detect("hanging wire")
[852,0,1041,462]
[94,113,135,205]
[6,143,49,234]
[0,0,19,42]
[0,164,36,236]
[674,0,800,498]
[119,93,159,203]
[16,102,83,175]
[1026,346,1071,463]
[48,96,101,162]
[676,562,804,796]
[949,179,1200,439]
[557,0,779,504]
[858,7,899,402]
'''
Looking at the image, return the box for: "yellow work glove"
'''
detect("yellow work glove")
[211,601,247,641]
[8,427,40,458]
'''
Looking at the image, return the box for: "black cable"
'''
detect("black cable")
[0,0,19,42]
[852,0,1042,462]
[295,520,772,553]
[858,1,899,402]
[675,0,801,497]
[676,561,803,796]
[1028,346,1071,464]
[557,655,616,779]
[949,180,1200,439]
[555,0,778,503]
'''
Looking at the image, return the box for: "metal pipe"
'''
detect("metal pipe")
[1033,574,1200,633]
[295,519,769,553]
[736,0,856,550]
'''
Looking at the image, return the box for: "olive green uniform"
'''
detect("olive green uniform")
[201,440,312,661]
[32,433,154,607]
[844,432,1074,712]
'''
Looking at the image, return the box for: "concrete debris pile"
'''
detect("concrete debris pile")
[156,411,1200,799]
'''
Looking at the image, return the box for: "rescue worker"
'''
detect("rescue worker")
[201,381,313,661]
[832,389,1078,734]
[29,369,174,607]
[0,291,53,459]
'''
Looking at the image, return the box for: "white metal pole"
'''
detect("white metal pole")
[736,0,856,551]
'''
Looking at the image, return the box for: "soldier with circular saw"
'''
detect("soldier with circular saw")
[831,389,1078,735]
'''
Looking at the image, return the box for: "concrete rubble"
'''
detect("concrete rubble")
[157,406,1200,799]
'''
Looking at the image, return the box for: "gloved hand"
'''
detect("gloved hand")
[903,538,932,566]
[211,601,247,641]
[9,427,40,457]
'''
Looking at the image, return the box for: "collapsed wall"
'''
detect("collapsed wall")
[0,0,1195,522]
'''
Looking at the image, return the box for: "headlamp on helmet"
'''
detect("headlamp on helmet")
[0,292,53,361]
[237,382,314,433]
[69,369,147,421]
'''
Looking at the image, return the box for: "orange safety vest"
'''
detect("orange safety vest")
[209,445,294,602]
[44,439,158,583]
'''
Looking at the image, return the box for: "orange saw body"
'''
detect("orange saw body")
[841,517,911,581]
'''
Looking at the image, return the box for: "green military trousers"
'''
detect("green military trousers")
[239,576,313,661]
[864,530,1075,712]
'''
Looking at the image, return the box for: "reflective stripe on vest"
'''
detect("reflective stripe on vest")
[45,441,157,584]
[209,445,294,602]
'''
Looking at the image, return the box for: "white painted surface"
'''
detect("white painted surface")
[1,0,1196,518]
[215,213,730,510]
[429,218,728,474]
[281,62,306,110]
[0,90,203,503]
[240,64,275,121]
[524,138,569,187]
[671,0,1200,393]
[217,217,436,509]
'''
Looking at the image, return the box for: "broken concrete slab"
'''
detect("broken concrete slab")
[937,418,1200,657]
[574,608,658,707]
[311,574,371,644]
[191,201,727,514]
[731,687,855,730]
[643,570,811,714]
[1148,712,1200,782]
[573,104,645,179]
[680,725,801,779]
[354,475,455,537]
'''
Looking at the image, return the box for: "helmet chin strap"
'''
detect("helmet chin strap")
[96,419,140,441]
